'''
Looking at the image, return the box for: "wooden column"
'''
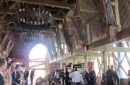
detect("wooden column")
[114,0,121,31]
[71,61,74,71]
[102,51,108,72]
[108,56,110,65]
[60,62,62,69]
[84,56,87,69]
[73,33,77,49]
[86,24,90,44]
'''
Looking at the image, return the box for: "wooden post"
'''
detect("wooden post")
[114,0,121,31]
[86,24,90,44]
[0,32,9,51]
[102,51,108,72]
[63,12,68,31]
[108,56,110,65]
[84,56,87,69]
[60,62,62,69]
[4,40,12,58]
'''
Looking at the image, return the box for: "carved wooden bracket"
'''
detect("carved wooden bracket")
[93,0,119,41]
[106,26,118,42]
[0,31,14,58]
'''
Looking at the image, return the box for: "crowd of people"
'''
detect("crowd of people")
[45,65,120,85]
[52,66,96,85]
[0,58,121,85]
[0,58,30,85]
[0,58,34,85]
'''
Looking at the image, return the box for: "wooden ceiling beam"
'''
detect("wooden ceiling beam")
[0,8,15,14]
[77,0,97,13]
[1,10,63,20]
[55,0,68,16]
[9,2,19,9]
[30,63,45,67]
[87,27,130,51]
[50,48,107,63]
[93,47,130,52]
[9,0,72,9]
[29,68,45,70]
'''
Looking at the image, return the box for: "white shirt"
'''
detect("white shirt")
[69,71,84,84]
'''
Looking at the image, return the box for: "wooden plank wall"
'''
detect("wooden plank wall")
[119,0,130,29]
[77,0,130,44]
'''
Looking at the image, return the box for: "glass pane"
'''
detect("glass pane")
[121,57,129,78]
[94,59,99,76]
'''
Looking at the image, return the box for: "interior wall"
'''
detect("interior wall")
[120,78,128,85]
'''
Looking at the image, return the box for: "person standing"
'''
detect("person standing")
[89,66,96,85]
[0,59,7,85]
[12,64,26,85]
[85,69,90,85]
[65,69,69,85]
[69,68,84,85]
[30,69,35,85]
[3,63,12,85]
[24,68,29,85]
[110,65,119,85]
[60,69,65,85]
[104,65,112,85]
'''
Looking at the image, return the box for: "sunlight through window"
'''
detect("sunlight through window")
[29,44,47,59]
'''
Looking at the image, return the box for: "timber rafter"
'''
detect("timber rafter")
[8,0,72,9]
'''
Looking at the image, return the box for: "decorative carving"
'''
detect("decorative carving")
[93,0,118,41]
[70,5,88,48]
[93,0,108,25]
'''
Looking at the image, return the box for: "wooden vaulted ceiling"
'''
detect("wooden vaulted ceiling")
[1,0,130,62]
[0,0,75,60]
[0,0,75,25]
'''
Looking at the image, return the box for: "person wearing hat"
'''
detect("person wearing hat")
[12,64,26,85]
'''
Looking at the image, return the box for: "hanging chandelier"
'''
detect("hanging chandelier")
[20,31,42,44]
[17,4,54,29]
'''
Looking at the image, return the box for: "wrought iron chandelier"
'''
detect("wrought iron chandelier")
[17,4,54,29]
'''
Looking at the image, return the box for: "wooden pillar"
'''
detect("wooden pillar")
[73,34,77,49]
[84,56,87,68]
[86,24,90,44]
[108,54,111,65]
[102,51,108,72]
[71,61,74,71]
[60,62,62,69]
[63,12,68,31]
[114,0,121,31]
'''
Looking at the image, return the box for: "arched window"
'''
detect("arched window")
[29,44,47,59]
[29,44,48,83]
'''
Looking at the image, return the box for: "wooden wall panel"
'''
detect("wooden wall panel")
[119,0,130,29]
[90,23,107,43]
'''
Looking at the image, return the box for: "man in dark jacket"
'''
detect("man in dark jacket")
[105,65,119,85]
[24,68,29,85]
[89,66,96,85]
[12,64,26,85]
[85,69,90,85]
[60,69,65,85]
[65,69,69,85]
[111,65,119,85]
